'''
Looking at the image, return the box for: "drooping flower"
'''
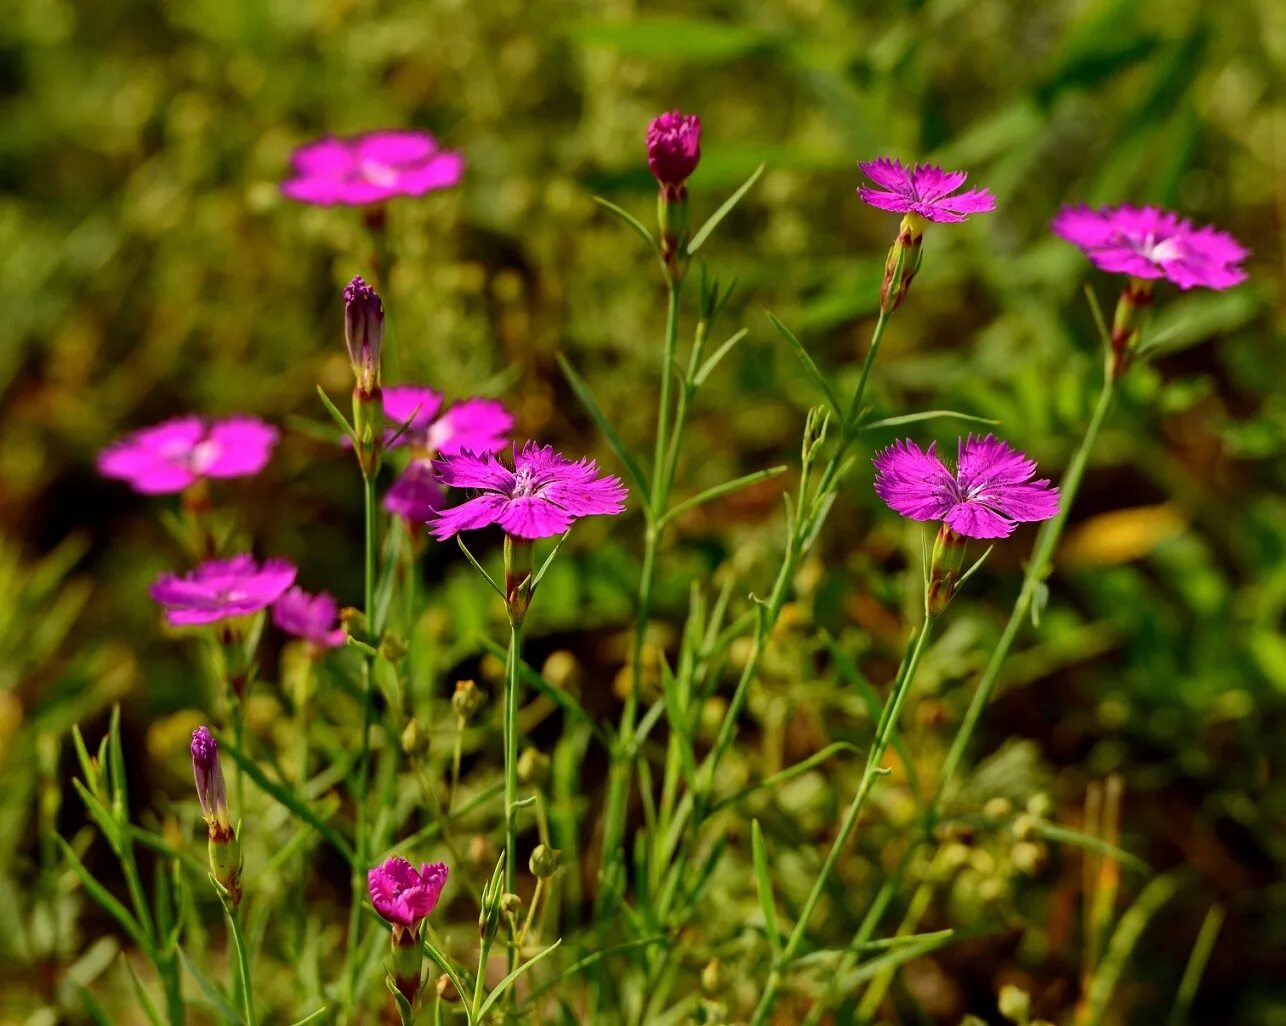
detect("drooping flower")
[190,726,230,833]
[428,442,628,541]
[98,416,278,495]
[151,555,297,626]
[382,386,513,454]
[873,434,1059,541]
[647,112,702,197]
[857,158,996,224]
[368,856,449,929]
[1050,204,1247,291]
[272,586,346,649]
[281,130,464,207]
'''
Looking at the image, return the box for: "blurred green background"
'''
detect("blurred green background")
[2,0,1284,1021]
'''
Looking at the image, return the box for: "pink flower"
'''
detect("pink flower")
[873,435,1059,540]
[429,442,628,541]
[382,386,513,455]
[151,555,297,626]
[272,587,346,648]
[857,158,996,223]
[98,416,278,495]
[1051,204,1247,290]
[368,857,448,928]
[647,112,701,196]
[384,460,443,524]
[281,130,464,206]
[190,726,230,831]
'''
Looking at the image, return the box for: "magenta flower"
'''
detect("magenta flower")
[1051,204,1247,290]
[873,435,1059,540]
[151,555,297,626]
[98,416,278,495]
[272,586,345,649]
[857,158,996,223]
[382,386,513,455]
[647,111,701,197]
[429,442,627,541]
[190,726,230,831]
[384,460,443,525]
[281,130,464,207]
[344,275,384,395]
[368,856,448,928]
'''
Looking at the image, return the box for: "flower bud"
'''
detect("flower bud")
[926,523,968,617]
[998,983,1032,1024]
[401,719,429,758]
[880,213,926,313]
[647,111,701,279]
[517,747,550,788]
[500,892,523,918]
[503,535,534,624]
[983,797,1013,819]
[435,975,460,1003]
[343,275,384,396]
[700,958,726,996]
[1107,277,1154,381]
[529,844,562,879]
[453,680,483,721]
[191,726,241,906]
[379,633,408,662]
[1011,841,1047,876]
[390,924,423,1005]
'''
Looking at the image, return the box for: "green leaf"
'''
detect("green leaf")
[417,924,472,1005]
[658,466,788,529]
[120,954,168,1026]
[1083,283,1112,348]
[565,17,768,62]
[711,742,863,814]
[56,837,150,956]
[477,938,562,1019]
[1032,820,1150,876]
[215,733,355,864]
[593,197,660,256]
[557,353,652,508]
[315,385,357,444]
[751,820,781,954]
[385,976,415,1026]
[456,537,504,598]
[765,311,843,421]
[1083,873,1181,1026]
[1169,904,1224,1026]
[178,947,242,1025]
[532,529,572,590]
[859,410,1001,431]
[687,163,765,255]
[521,936,668,1007]
[286,1009,329,1026]
[694,327,749,386]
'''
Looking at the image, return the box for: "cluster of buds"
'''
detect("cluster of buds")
[368,856,449,1008]
[190,726,241,907]
[880,212,927,314]
[1106,277,1154,381]
[646,111,701,281]
[344,275,385,477]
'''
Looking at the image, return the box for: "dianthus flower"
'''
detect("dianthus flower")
[151,555,297,626]
[873,434,1059,541]
[1050,204,1247,291]
[191,725,240,904]
[857,158,995,224]
[281,130,464,207]
[272,586,345,648]
[428,442,627,541]
[98,416,278,495]
[647,112,701,198]
[368,856,448,928]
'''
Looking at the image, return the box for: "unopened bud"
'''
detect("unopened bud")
[453,680,483,720]
[1107,277,1154,381]
[1011,841,1047,876]
[517,747,550,787]
[1026,792,1053,819]
[701,958,726,996]
[401,719,429,758]
[998,983,1031,1024]
[880,212,926,313]
[500,892,523,918]
[984,797,1013,819]
[435,975,460,1003]
[379,633,408,662]
[503,535,534,624]
[343,275,383,395]
[1011,813,1038,841]
[926,523,968,617]
[529,844,562,879]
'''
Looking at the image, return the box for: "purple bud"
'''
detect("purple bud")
[646,112,701,198]
[343,275,384,395]
[191,725,230,833]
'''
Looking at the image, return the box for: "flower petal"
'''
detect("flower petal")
[872,440,957,522]
[428,493,508,540]
[204,417,279,479]
[943,502,1016,539]
[432,450,514,493]
[429,398,513,455]
[496,496,573,540]
[858,158,913,196]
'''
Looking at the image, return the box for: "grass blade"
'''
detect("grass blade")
[765,311,843,421]
[751,820,781,954]
[687,163,765,255]
[659,465,788,528]
[1083,872,1181,1026]
[859,410,1000,431]
[1168,904,1224,1026]
[477,938,562,1018]
[694,327,749,386]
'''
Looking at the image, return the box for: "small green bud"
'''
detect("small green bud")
[983,796,1013,819]
[500,892,523,918]
[435,975,460,1003]
[517,747,550,787]
[1011,841,1046,876]
[1026,792,1053,819]
[998,983,1032,1024]
[529,844,562,879]
[1011,813,1038,841]
[379,633,408,662]
[401,719,429,758]
[700,958,726,996]
[453,680,483,720]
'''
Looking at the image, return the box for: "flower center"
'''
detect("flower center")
[359,159,400,188]
[512,467,538,498]
[1135,231,1182,265]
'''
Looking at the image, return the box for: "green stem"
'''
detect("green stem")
[748,615,937,1026]
[504,620,523,894]
[226,904,257,1026]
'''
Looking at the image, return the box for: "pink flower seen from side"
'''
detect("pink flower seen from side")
[98,416,278,495]
[368,857,448,928]
[1050,204,1247,290]
[857,158,996,223]
[647,112,701,196]
[151,555,297,626]
[281,130,464,207]
[873,434,1059,540]
[384,460,442,524]
[382,386,513,455]
[429,442,628,541]
[272,586,346,649]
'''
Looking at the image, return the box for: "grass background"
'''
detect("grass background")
[2,0,1284,1021]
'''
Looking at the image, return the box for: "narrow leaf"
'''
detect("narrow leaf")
[593,196,661,256]
[659,465,788,528]
[557,354,652,507]
[1083,873,1181,1026]
[121,955,169,1026]
[711,742,863,814]
[476,939,563,1019]
[56,838,150,955]
[475,635,611,747]
[287,1008,329,1026]
[1083,283,1112,348]
[765,311,843,420]
[687,163,765,255]
[315,385,357,444]
[1169,904,1224,1026]
[532,530,572,590]
[456,537,504,598]
[859,410,1001,431]
[751,820,781,954]
[178,948,242,1025]
[694,327,750,386]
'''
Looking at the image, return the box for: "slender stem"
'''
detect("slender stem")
[748,615,937,1026]
[449,714,464,814]
[226,904,257,1026]
[844,310,889,431]
[935,370,1115,804]
[504,620,523,896]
